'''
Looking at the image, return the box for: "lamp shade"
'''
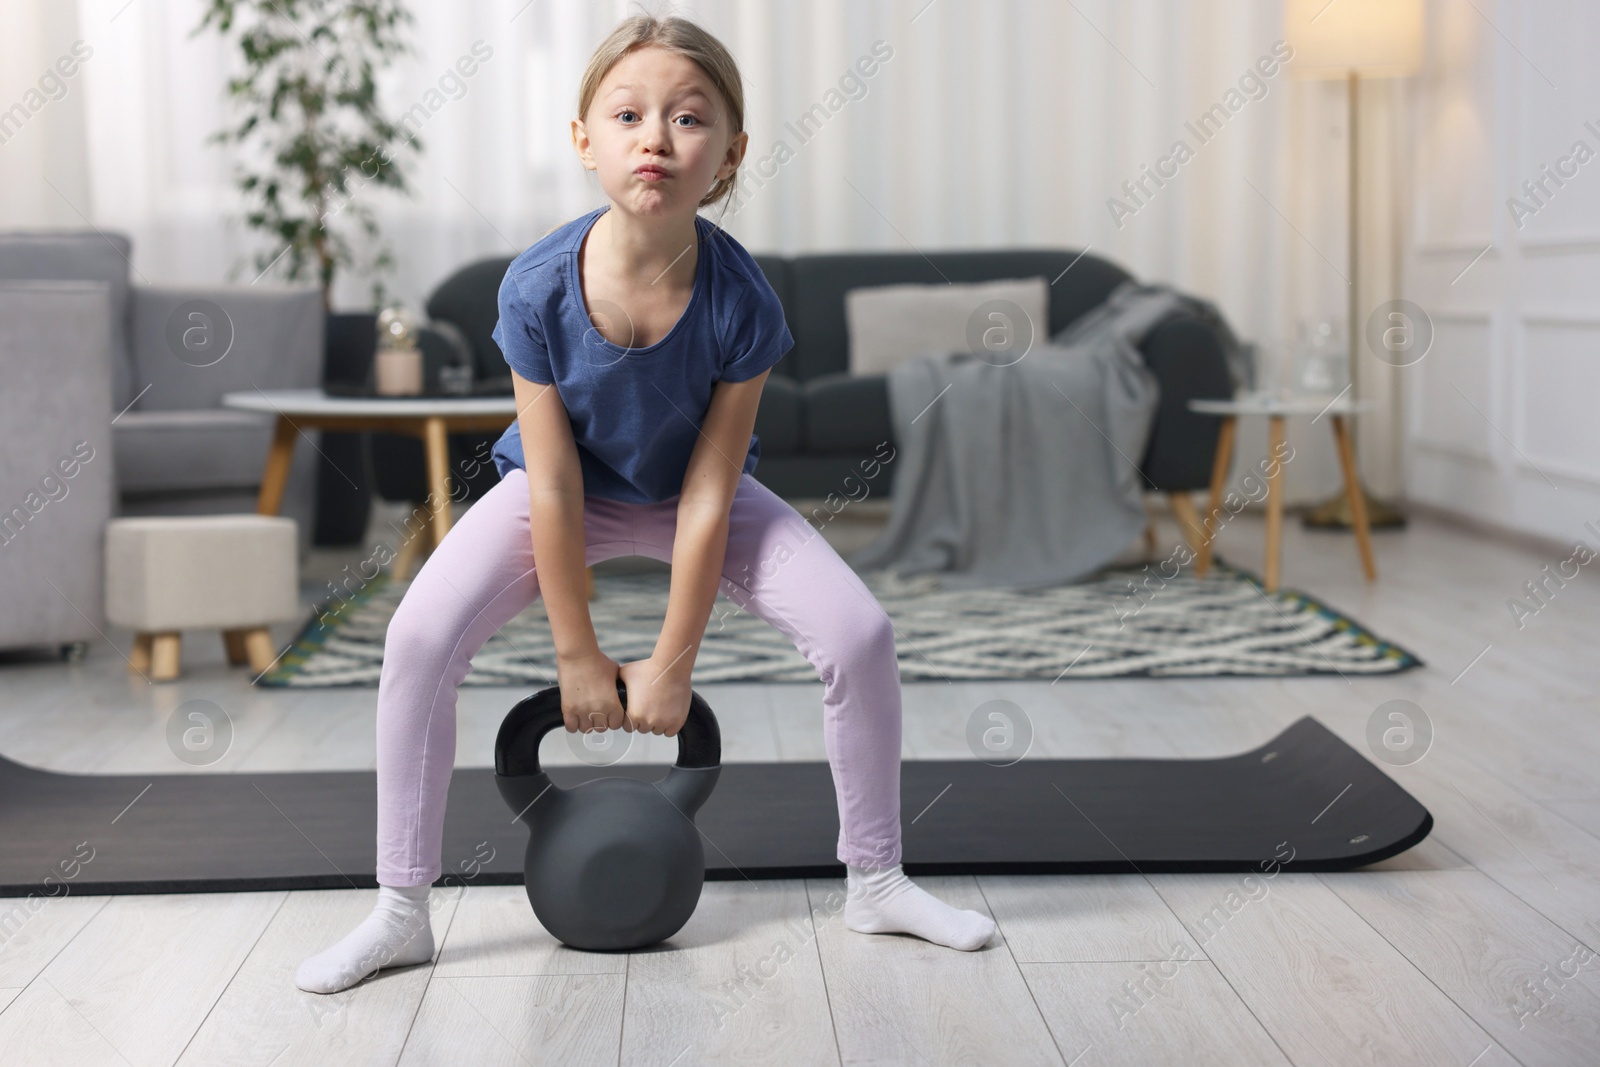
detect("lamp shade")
[1284,0,1424,79]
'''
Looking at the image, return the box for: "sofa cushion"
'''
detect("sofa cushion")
[130,287,324,411]
[112,409,275,492]
[844,276,1049,376]
[801,373,892,455]
[786,250,1130,382]
[751,371,802,455]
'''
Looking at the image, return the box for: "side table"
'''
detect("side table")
[1188,394,1377,592]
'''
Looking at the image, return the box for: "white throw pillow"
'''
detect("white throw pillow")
[844,276,1050,376]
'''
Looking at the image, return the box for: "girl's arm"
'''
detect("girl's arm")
[619,368,773,733]
[512,368,625,732]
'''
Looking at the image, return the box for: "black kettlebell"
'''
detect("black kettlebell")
[493,679,721,952]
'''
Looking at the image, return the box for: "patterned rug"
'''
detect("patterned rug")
[258,560,1421,687]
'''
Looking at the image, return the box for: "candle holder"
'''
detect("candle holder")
[373,305,422,396]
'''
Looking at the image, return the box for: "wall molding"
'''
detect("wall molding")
[1412,438,1497,466]
[1413,238,1498,257]
[1519,232,1600,255]
[1519,307,1600,326]
[1512,314,1600,486]
[1408,309,1495,464]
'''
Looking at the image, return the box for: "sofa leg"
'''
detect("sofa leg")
[150,632,182,682]
[242,628,278,675]
[130,633,154,675]
[1168,493,1206,558]
[223,629,250,666]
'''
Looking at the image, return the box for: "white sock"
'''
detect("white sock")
[294,883,435,994]
[844,863,997,951]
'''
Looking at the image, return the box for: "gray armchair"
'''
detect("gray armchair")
[0,232,325,561]
[0,282,116,652]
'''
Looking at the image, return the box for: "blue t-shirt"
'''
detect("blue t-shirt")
[489,205,794,504]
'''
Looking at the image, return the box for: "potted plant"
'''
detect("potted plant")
[198,0,420,544]
[198,0,418,311]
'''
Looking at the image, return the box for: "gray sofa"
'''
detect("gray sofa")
[0,232,325,559]
[417,245,1234,502]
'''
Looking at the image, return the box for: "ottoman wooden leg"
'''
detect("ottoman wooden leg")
[150,632,182,682]
[242,628,278,674]
[129,633,154,675]
[223,629,250,666]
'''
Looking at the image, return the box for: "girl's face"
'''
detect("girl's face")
[573,45,747,219]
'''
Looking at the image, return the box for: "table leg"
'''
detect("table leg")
[1168,493,1205,556]
[256,414,298,515]
[1264,415,1286,592]
[391,523,426,582]
[423,416,454,546]
[1331,414,1378,581]
[1195,416,1236,577]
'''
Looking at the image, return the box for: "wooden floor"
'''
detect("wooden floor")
[0,501,1596,1066]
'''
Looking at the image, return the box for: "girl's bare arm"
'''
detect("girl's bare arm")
[512,368,625,732]
[656,368,774,667]
[610,367,774,736]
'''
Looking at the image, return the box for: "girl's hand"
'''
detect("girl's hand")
[617,656,694,737]
[555,649,625,733]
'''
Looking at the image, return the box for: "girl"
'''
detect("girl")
[296,14,995,995]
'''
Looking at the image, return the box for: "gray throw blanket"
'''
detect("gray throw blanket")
[847,282,1241,590]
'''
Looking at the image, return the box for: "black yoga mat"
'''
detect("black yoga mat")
[0,716,1429,897]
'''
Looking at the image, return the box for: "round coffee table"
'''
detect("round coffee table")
[223,388,521,581]
[1188,392,1377,592]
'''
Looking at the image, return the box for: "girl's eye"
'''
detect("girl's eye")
[615,110,701,127]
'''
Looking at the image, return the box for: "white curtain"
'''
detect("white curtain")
[0,0,93,227]
[51,0,1402,502]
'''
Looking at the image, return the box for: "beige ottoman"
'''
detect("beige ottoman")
[106,515,300,681]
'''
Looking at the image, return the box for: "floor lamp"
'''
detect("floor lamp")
[1284,0,1424,529]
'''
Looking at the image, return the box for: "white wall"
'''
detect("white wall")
[1403,0,1600,544]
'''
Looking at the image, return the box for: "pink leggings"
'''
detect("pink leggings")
[375,466,904,886]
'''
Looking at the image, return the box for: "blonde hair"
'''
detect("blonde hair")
[577,14,745,211]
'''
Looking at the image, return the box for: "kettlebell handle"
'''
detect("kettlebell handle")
[495,678,721,777]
